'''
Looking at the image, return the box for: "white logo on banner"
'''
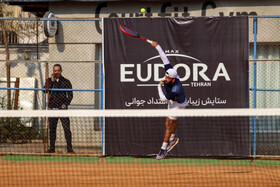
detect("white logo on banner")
[120,50,231,87]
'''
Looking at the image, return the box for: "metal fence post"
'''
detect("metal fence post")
[253,17,258,156]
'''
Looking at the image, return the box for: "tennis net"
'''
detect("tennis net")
[0,108,280,186]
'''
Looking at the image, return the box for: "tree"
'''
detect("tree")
[0,3,11,110]
[0,3,40,110]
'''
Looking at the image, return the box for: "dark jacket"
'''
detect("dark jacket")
[45,76,73,109]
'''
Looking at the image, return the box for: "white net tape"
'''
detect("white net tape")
[1,108,280,117]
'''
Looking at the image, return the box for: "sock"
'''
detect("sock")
[169,134,175,142]
[161,142,168,150]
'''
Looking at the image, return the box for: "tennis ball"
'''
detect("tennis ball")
[141,8,146,13]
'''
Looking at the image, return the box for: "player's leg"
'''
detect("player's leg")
[48,117,58,153]
[166,101,187,152]
[61,117,74,153]
[163,117,173,143]
[166,118,179,152]
[156,101,176,160]
[156,117,173,160]
[169,118,177,137]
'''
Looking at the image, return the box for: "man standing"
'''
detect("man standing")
[151,41,187,160]
[45,64,74,153]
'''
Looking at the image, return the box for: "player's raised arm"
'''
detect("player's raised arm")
[151,41,171,67]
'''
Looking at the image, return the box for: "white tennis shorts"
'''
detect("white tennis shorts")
[167,100,188,120]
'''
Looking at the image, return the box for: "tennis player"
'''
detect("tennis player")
[151,41,187,160]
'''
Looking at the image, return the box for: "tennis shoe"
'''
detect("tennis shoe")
[156,149,168,160]
[167,137,179,152]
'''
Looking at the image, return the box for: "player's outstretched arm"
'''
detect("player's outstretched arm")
[151,41,170,65]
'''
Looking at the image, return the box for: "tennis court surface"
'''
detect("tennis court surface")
[1,155,280,187]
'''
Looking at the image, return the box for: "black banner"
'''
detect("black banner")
[104,17,249,157]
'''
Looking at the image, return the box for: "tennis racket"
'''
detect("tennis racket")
[120,24,152,44]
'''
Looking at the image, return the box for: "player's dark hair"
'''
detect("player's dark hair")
[53,64,62,71]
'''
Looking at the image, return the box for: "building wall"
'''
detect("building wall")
[50,1,279,31]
